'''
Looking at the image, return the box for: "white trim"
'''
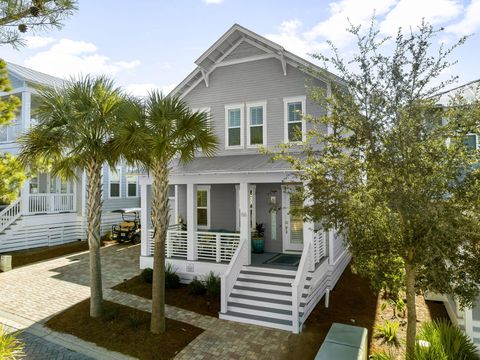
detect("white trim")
[246,101,267,148]
[214,37,246,64]
[126,174,138,198]
[216,54,276,68]
[283,95,306,143]
[236,184,256,231]
[108,165,122,198]
[225,103,244,149]
[465,133,479,150]
[249,185,256,231]
[196,185,211,230]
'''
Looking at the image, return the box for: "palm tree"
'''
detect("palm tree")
[18,75,130,317]
[115,92,218,333]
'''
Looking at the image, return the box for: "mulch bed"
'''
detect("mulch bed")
[45,299,203,360]
[113,276,220,317]
[283,266,450,359]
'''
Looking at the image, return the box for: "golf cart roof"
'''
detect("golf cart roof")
[111,208,141,214]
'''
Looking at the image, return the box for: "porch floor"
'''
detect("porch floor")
[249,252,300,271]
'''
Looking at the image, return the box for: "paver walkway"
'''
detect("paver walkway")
[0,243,291,360]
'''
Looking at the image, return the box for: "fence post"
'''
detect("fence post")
[216,233,222,263]
[166,231,172,258]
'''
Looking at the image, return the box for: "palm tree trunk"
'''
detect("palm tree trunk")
[150,158,170,334]
[405,261,417,356]
[86,159,103,317]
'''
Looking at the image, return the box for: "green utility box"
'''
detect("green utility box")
[315,322,368,360]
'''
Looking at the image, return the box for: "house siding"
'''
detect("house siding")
[183,57,328,156]
[210,184,236,231]
[101,164,140,213]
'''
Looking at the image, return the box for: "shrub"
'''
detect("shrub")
[101,231,112,243]
[103,306,120,321]
[141,268,153,284]
[409,319,478,360]
[127,310,143,329]
[165,263,180,289]
[204,271,221,299]
[369,351,395,360]
[374,320,400,347]
[188,277,207,295]
[0,326,24,360]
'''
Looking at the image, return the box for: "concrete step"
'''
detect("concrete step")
[220,311,293,331]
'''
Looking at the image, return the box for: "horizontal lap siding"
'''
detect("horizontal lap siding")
[184,58,327,156]
[101,164,140,213]
[210,184,236,231]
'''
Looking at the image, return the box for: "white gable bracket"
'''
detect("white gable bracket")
[201,68,209,87]
[279,51,287,76]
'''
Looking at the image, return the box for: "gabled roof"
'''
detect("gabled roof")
[170,23,343,98]
[436,79,480,106]
[6,62,65,89]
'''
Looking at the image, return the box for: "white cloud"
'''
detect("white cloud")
[24,38,140,78]
[379,0,463,35]
[126,83,176,97]
[24,36,55,49]
[203,0,224,4]
[447,0,480,36]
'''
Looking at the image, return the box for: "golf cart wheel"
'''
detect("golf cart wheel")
[132,234,141,245]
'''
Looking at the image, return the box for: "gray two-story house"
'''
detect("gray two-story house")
[138,24,350,333]
[0,63,140,252]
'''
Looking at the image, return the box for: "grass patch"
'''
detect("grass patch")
[113,275,220,317]
[45,299,203,360]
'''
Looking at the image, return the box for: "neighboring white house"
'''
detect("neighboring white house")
[428,79,480,349]
[0,62,140,252]
[138,24,351,333]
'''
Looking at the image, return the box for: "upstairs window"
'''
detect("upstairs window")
[225,104,244,148]
[109,166,121,198]
[247,102,267,146]
[284,96,306,143]
[0,118,21,143]
[126,167,138,197]
[463,134,478,151]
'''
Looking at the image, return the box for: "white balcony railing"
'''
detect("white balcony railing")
[28,193,76,214]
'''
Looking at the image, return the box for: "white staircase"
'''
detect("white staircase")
[0,199,21,234]
[220,265,311,331]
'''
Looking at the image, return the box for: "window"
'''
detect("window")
[284,96,306,142]
[109,166,121,198]
[225,104,244,148]
[196,186,210,228]
[126,168,138,197]
[463,134,478,151]
[0,117,20,143]
[247,102,267,147]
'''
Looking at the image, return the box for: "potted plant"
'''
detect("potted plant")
[251,223,265,254]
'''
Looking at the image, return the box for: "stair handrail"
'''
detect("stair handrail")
[0,198,22,233]
[291,238,314,334]
[220,237,247,313]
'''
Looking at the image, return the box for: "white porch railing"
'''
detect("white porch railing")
[28,194,76,214]
[221,238,248,313]
[0,198,21,233]
[312,230,327,264]
[196,231,240,263]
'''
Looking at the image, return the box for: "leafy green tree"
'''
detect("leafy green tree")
[19,76,130,317]
[277,20,480,355]
[0,0,77,48]
[115,92,218,333]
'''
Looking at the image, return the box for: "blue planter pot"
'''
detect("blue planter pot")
[252,237,265,253]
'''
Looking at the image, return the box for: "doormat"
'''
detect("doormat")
[263,254,301,267]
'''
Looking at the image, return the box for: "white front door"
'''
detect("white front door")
[282,186,304,252]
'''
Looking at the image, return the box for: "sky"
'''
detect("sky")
[2,0,479,96]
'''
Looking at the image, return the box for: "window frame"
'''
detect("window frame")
[196,185,211,229]
[225,103,244,149]
[283,95,306,143]
[109,166,122,199]
[246,101,267,148]
[126,167,138,198]
[464,133,479,151]
[0,117,20,143]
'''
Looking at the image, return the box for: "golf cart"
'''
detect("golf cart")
[111,208,141,244]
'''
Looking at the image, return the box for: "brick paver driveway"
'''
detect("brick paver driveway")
[0,243,291,359]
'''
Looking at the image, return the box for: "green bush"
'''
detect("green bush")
[204,271,221,299]
[374,320,400,347]
[409,319,478,360]
[101,231,112,242]
[141,268,153,284]
[369,351,395,360]
[0,326,24,360]
[165,263,180,289]
[188,276,207,295]
[127,310,143,329]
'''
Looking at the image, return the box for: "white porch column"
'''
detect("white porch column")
[328,229,335,265]
[239,182,251,265]
[464,307,474,340]
[20,180,30,215]
[21,91,31,130]
[81,171,87,216]
[140,182,149,257]
[303,187,315,271]
[187,183,198,261]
